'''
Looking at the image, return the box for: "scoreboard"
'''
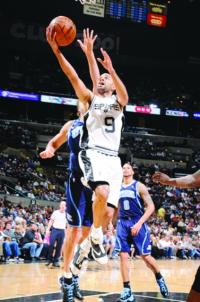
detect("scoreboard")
[84,0,168,28]
[105,0,147,23]
[127,1,147,23]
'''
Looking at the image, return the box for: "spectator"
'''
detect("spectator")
[21,223,43,261]
[103,224,116,259]
[2,222,20,262]
[46,201,66,268]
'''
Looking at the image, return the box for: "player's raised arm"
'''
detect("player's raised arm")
[77,28,100,94]
[39,121,72,159]
[152,170,200,188]
[46,26,93,104]
[97,48,129,107]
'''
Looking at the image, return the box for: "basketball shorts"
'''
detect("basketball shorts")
[66,173,93,227]
[115,217,152,255]
[79,149,123,208]
[192,265,200,292]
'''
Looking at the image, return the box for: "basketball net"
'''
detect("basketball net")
[75,0,96,4]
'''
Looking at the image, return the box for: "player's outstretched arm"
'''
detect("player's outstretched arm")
[46,26,93,104]
[78,28,100,93]
[97,48,129,107]
[39,121,72,159]
[152,170,200,188]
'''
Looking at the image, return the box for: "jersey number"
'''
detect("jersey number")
[105,117,115,133]
[123,199,130,210]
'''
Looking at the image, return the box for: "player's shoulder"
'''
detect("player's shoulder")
[136,181,148,191]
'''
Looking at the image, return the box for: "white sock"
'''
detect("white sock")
[63,272,72,279]
[91,226,103,243]
[80,238,91,254]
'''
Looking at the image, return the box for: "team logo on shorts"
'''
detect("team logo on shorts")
[147,244,152,251]
[67,213,73,222]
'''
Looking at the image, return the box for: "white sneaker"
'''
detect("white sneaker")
[70,246,88,275]
[90,235,108,265]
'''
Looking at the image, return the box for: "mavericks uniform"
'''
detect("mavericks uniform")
[79,94,123,208]
[115,180,152,255]
[66,119,93,227]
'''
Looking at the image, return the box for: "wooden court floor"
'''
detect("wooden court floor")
[0,259,199,302]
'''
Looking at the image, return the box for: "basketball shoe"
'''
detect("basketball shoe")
[117,288,135,302]
[156,277,169,297]
[89,227,108,265]
[90,234,108,265]
[70,244,89,275]
[59,277,74,302]
[72,275,84,301]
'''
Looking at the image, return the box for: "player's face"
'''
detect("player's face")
[60,201,66,212]
[122,164,134,177]
[97,73,115,93]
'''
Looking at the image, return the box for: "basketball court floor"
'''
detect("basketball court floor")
[0,259,199,302]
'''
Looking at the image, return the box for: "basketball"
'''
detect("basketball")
[49,16,76,46]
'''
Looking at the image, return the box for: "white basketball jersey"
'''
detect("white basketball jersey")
[80,94,124,155]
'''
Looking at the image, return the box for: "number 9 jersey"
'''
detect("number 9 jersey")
[80,94,124,156]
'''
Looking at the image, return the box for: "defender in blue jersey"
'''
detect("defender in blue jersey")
[115,163,169,302]
[40,101,92,302]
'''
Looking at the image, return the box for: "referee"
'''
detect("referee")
[46,201,67,267]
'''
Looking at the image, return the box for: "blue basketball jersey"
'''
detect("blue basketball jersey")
[118,180,144,219]
[67,119,83,175]
[66,119,93,227]
[116,180,151,255]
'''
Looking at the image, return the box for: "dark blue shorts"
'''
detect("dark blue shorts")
[66,174,93,227]
[115,217,151,255]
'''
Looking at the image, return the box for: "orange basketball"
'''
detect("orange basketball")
[49,16,76,46]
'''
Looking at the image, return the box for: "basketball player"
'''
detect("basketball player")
[116,163,169,302]
[46,26,128,266]
[40,101,93,302]
[152,170,200,302]
[70,28,124,272]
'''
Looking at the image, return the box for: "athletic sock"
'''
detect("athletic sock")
[123,281,131,289]
[155,272,162,280]
[80,238,91,254]
[91,226,103,243]
[63,272,73,285]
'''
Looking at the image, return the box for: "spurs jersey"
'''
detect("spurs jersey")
[80,94,124,155]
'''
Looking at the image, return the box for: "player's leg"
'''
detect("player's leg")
[187,266,200,302]
[133,222,169,298]
[79,150,110,264]
[70,226,91,276]
[73,204,116,270]
[141,254,169,297]
[102,204,116,232]
[92,183,110,236]
[103,154,122,230]
[70,185,93,300]
[60,175,86,302]
[64,226,91,301]
[90,154,122,262]
[71,185,94,274]
[116,220,135,302]
[71,226,91,301]
[60,226,81,302]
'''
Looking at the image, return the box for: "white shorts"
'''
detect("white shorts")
[79,149,123,208]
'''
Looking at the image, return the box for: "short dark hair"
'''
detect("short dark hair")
[123,162,134,170]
